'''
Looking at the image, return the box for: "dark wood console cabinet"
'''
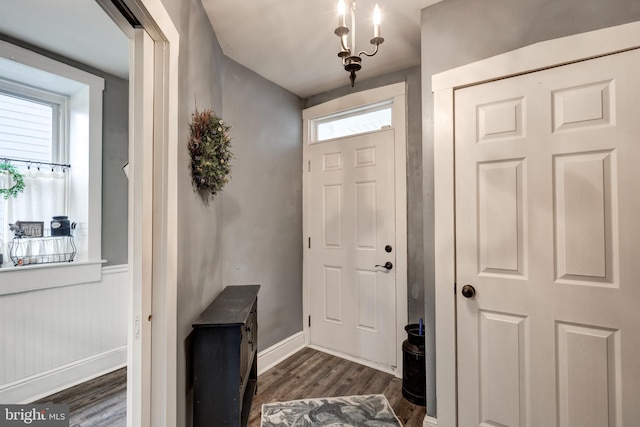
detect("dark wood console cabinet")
[192,285,260,427]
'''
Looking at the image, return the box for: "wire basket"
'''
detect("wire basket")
[9,235,76,266]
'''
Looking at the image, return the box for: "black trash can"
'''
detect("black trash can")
[402,323,426,406]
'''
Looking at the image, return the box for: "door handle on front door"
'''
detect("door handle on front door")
[375,262,393,270]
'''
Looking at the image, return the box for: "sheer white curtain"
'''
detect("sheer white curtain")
[7,167,67,226]
[4,166,68,264]
[0,171,9,261]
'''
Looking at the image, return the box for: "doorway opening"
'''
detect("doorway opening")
[302,82,408,376]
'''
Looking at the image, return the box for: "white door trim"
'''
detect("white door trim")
[432,20,640,427]
[97,1,179,426]
[130,3,180,426]
[302,82,407,376]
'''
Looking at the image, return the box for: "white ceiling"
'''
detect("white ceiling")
[0,0,440,98]
[202,0,441,97]
[0,0,129,80]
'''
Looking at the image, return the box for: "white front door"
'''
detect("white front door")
[455,48,640,426]
[309,129,397,368]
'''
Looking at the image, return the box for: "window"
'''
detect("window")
[0,89,61,162]
[311,100,392,142]
[0,85,68,253]
[0,39,104,291]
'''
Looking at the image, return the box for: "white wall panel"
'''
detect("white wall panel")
[323,184,342,248]
[552,81,614,132]
[356,181,377,250]
[354,146,376,167]
[477,97,525,142]
[0,265,127,403]
[557,322,620,427]
[478,160,525,276]
[323,266,343,323]
[356,269,377,331]
[323,152,342,171]
[480,311,528,427]
[554,151,615,285]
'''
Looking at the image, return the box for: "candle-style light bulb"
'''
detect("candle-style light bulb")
[338,0,346,27]
[373,4,381,38]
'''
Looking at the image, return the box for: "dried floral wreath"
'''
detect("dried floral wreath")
[187,109,233,201]
[0,163,26,200]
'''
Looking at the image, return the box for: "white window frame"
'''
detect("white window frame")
[310,99,393,142]
[0,40,104,294]
[0,79,68,164]
[0,84,69,258]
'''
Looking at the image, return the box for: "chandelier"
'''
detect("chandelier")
[335,0,384,87]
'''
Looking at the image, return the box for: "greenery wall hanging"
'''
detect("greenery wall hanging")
[188,108,233,203]
[0,163,26,200]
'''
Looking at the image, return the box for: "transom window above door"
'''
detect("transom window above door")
[311,100,392,142]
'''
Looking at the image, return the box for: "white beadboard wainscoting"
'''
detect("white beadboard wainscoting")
[0,264,128,403]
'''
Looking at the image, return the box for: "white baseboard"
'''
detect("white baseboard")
[258,331,305,375]
[102,264,128,275]
[0,346,127,404]
[423,415,437,427]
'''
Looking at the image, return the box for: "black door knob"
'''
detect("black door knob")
[375,262,393,270]
[461,284,476,298]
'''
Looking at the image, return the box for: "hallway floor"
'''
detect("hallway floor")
[34,367,126,427]
[35,347,426,426]
[249,347,426,426]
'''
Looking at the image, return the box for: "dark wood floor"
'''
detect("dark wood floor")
[35,347,426,426]
[249,347,426,426]
[34,367,126,427]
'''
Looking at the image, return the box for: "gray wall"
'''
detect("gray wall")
[157,1,303,425]
[101,76,129,265]
[10,1,303,423]
[222,59,303,351]
[304,65,425,324]
[165,1,226,426]
[0,33,129,266]
[421,0,640,417]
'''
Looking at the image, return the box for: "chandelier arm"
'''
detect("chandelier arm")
[358,44,379,57]
[357,37,384,57]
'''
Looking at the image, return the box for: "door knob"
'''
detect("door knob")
[461,284,476,299]
[375,262,393,270]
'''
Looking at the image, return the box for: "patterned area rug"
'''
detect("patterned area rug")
[261,394,402,426]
